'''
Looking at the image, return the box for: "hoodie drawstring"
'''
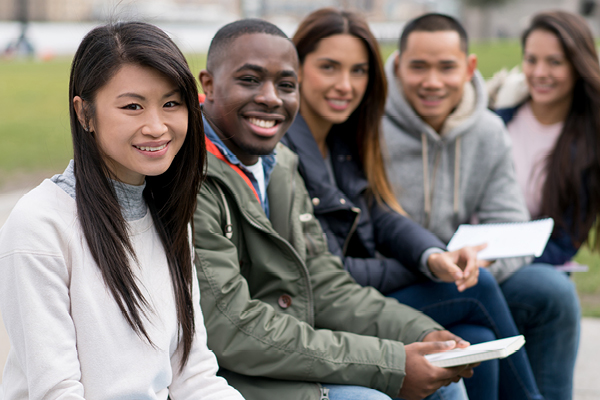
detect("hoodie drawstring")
[453,136,461,226]
[421,133,431,228]
[421,133,461,229]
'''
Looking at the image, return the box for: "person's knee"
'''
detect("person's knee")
[532,264,580,320]
[506,264,580,326]
[461,267,501,299]
[451,324,496,344]
[475,267,498,291]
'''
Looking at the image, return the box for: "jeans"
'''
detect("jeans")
[389,268,543,400]
[323,379,468,400]
[500,264,580,400]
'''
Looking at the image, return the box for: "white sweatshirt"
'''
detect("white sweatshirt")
[0,179,244,400]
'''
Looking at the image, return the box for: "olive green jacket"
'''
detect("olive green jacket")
[193,143,443,400]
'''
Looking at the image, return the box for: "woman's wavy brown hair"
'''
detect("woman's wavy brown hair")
[293,8,405,214]
[69,21,204,368]
[522,11,600,250]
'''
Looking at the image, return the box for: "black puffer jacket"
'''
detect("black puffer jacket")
[282,115,446,294]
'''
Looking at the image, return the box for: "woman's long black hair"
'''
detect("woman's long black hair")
[522,11,600,250]
[69,21,204,368]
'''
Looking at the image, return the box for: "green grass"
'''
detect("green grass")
[0,53,208,186]
[573,234,600,317]
[0,57,73,183]
[380,39,522,79]
[1,43,599,316]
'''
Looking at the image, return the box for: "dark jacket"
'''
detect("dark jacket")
[496,104,581,265]
[193,140,443,400]
[282,115,446,294]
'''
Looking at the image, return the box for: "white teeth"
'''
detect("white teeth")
[329,99,349,106]
[248,117,276,129]
[135,143,167,152]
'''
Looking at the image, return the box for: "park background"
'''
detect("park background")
[0,0,599,398]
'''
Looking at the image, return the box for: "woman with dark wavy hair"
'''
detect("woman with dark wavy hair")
[493,11,600,266]
[0,22,243,400]
[488,10,596,399]
[283,8,543,400]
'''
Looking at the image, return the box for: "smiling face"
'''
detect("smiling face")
[396,30,476,133]
[74,63,187,185]
[200,33,299,165]
[522,29,576,109]
[299,34,369,133]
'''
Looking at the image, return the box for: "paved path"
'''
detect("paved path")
[0,189,599,397]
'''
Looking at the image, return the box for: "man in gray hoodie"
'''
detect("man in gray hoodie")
[382,13,580,400]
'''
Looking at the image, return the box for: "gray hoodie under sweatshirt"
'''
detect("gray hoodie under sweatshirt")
[381,52,531,283]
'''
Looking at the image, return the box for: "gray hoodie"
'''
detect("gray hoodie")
[381,52,531,283]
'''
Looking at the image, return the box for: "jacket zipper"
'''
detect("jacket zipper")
[319,386,330,400]
[341,207,361,256]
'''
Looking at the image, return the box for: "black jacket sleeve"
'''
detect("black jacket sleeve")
[370,202,447,269]
[318,213,426,294]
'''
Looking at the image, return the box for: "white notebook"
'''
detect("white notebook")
[425,335,525,368]
[447,218,554,260]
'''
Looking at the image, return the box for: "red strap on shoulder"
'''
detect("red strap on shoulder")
[205,136,261,203]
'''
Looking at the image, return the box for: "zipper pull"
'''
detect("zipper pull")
[320,387,330,400]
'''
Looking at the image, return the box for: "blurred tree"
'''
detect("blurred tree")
[465,0,510,5]
[3,0,34,57]
[464,0,513,39]
[581,0,597,16]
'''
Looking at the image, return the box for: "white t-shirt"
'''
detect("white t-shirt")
[244,157,266,204]
[0,180,243,400]
[507,102,563,218]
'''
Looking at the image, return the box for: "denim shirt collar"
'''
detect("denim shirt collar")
[203,117,276,217]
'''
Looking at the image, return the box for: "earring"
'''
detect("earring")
[84,126,89,132]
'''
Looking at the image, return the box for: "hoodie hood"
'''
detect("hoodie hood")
[486,66,529,110]
[384,50,490,142]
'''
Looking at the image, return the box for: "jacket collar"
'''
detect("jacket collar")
[203,116,277,216]
[202,117,277,188]
[206,138,300,236]
[283,114,367,213]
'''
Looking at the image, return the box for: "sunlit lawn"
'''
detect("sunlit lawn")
[0,53,207,185]
[1,42,598,316]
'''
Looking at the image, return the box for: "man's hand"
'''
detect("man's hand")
[422,330,470,348]
[398,331,477,400]
[427,244,487,291]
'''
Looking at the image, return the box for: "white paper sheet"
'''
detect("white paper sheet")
[447,218,554,260]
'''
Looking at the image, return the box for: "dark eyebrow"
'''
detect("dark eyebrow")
[317,57,341,66]
[279,70,298,80]
[117,92,145,100]
[235,63,267,74]
[439,60,458,65]
[163,89,181,99]
[116,89,180,101]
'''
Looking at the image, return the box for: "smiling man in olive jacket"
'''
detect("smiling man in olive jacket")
[192,19,474,400]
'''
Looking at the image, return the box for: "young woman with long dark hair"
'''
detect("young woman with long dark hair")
[282,8,543,400]
[491,11,600,266]
[0,22,243,400]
